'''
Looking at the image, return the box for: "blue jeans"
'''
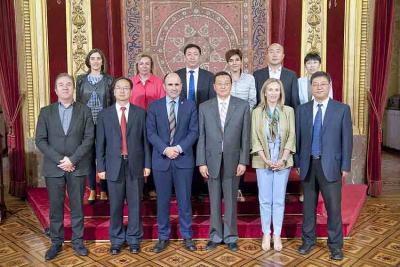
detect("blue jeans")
[256,168,290,236]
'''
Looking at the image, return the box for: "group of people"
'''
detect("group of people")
[35,42,352,262]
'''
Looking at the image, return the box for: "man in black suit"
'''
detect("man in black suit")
[253,43,300,109]
[176,43,215,106]
[96,77,151,255]
[295,71,353,260]
[36,73,94,260]
[176,43,215,199]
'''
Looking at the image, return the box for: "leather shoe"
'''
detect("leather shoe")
[330,248,344,260]
[227,242,238,252]
[129,244,140,254]
[45,243,62,260]
[297,243,315,255]
[183,239,196,251]
[72,243,88,256]
[206,241,220,250]
[110,246,121,255]
[153,240,169,253]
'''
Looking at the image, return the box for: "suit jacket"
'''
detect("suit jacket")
[96,103,151,181]
[295,99,353,182]
[196,96,250,178]
[251,105,296,169]
[176,68,215,106]
[146,97,199,171]
[253,67,300,109]
[35,102,95,177]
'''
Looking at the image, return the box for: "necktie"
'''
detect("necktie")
[188,70,195,102]
[169,100,176,145]
[307,78,312,101]
[220,102,227,132]
[120,107,128,156]
[311,104,323,156]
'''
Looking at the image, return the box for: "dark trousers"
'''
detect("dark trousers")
[88,142,107,192]
[45,173,86,245]
[107,159,143,246]
[153,162,193,240]
[301,159,343,249]
[208,159,240,244]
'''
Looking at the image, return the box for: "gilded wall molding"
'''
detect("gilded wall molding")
[66,0,92,79]
[14,0,50,186]
[300,0,327,76]
[343,0,372,135]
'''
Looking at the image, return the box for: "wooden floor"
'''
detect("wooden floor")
[0,150,399,266]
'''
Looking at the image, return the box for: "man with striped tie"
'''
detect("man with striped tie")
[146,73,199,253]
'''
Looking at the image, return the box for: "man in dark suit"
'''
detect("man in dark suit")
[36,73,94,260]
[96,77,151,255]
[176,43,215,106]
[197,71,250,252]
[146,73,199,253]
[295,71,352,260]
[253,43,300,109]
[176,43,216,199]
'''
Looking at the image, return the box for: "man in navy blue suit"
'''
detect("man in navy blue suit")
[295,71,353,261]
[96,77,151,255]
[146,73,199,253]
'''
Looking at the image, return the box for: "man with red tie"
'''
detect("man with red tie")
[96,77,151,255]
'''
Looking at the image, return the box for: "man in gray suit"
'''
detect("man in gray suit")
[295,71,352,260]
[36,73,94,260]
[197,71,250,252]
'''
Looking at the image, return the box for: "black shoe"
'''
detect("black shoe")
[227,242,238,252]
[153,240,169,253]
[129,244,140,254]
[330,248,344,260]
[110,246,121,255]
[297,243,315,255]
[206,241,220,251]
[183,239,196,251]
[72,243,88,256]
[45,244,62,260]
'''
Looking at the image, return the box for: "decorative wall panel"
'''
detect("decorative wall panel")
[123,0,271,77]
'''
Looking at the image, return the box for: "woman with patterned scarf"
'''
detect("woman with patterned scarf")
[251,78,295,251]
[76,48,114,204]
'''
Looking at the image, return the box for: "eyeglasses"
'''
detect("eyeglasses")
[311,82,330,87]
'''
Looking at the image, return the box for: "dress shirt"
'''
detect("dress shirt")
[186,67,199,97]
[230,72,257,110]
[58,102,74,135]
[217,96,230,151]
[166,95,179,122]
[268,66,282,79]
[312,97,330,125]
[164,96,183,154]
[116,102,130,124]
[129,74,165,110]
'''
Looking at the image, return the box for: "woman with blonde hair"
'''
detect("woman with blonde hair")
[129,53,165,110]
[251,78,295,251]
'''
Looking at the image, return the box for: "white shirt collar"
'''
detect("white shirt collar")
[187,67,199,74]
[313,97,329,108]
[217,95,231,106]
[268,65,282,73]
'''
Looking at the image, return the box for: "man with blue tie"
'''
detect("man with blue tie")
[146,73,199,253]
[176,43,215,199]
[295,71,353,261]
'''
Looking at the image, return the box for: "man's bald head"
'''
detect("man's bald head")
[164,73,182,100]
[267,43,285,67]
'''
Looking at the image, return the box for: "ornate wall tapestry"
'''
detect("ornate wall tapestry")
[122,0,271,77]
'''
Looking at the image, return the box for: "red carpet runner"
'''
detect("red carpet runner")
[27,178,367,241]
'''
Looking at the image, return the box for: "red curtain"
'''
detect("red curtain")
[0,0,26,197]
[367,0,395,197]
